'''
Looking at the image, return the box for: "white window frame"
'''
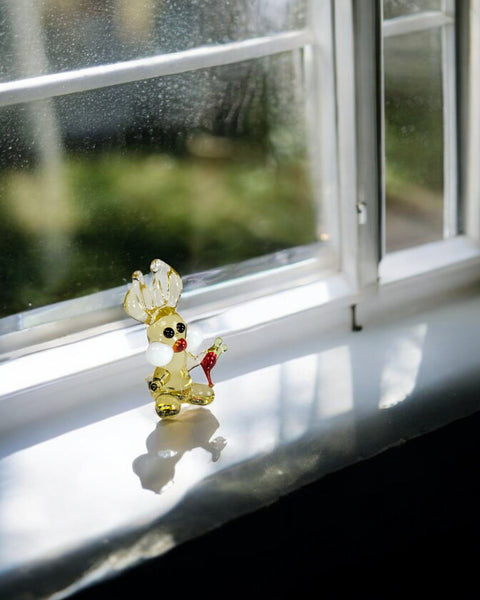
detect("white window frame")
[0,0,345,373]
[382,0,458,246]
[1,0,480,398]
[377,0,480,277]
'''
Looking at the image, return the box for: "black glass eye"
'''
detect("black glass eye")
[163,327,175,338]
[176,323,186,333]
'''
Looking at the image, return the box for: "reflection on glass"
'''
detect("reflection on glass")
[383,0,441,20]
[0,52,317,318]
[384,29,444,252]
[0,0,307,82]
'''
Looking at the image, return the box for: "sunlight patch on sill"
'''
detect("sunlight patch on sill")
[0,273,352,398]
[379,323,427,409]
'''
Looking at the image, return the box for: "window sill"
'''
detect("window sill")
[0,273,479,599]
[379,235,480,284]
[0,265,349,398]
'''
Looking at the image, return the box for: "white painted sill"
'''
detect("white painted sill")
[0,236,480,599]
[2,235,479,400]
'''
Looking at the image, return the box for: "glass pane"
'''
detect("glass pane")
[383,0,441,20]
[0,51,318,318]
[384,29,444,252]
[0,0,307,83]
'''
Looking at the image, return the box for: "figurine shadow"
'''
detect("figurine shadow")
[132,407,226,494]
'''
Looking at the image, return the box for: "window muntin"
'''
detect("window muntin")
[0,0,308,82]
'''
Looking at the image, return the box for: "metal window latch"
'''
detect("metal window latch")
[356,201,367,225]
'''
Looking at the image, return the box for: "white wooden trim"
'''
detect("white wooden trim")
[383,11,453,37]
[466,0,480,241]
[442,0,459,238]
[0,30,312,107]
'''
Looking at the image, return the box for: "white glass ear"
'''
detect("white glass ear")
[186,325,204,354]
[146,342,174,367]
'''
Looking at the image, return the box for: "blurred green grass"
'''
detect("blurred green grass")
[0,148,315,317]
[383,27,444,251]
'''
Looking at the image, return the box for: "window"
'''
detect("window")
[0,0,327,326]
[383,0,457,252]
[0,0,479,388]
[379,0,480,286]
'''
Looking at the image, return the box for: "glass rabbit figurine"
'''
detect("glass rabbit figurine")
[123,258,227,418]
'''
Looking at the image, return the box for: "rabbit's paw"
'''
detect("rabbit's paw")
[188,383,215,406]
[155,396,181,418]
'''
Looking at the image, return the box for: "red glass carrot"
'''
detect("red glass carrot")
[201,337,228,387]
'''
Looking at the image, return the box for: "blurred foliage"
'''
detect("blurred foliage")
[385,97,443,194]
[0,146,315,318]
[0,6,312,320]
[384,27,443,194]
[383,27,444,251]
